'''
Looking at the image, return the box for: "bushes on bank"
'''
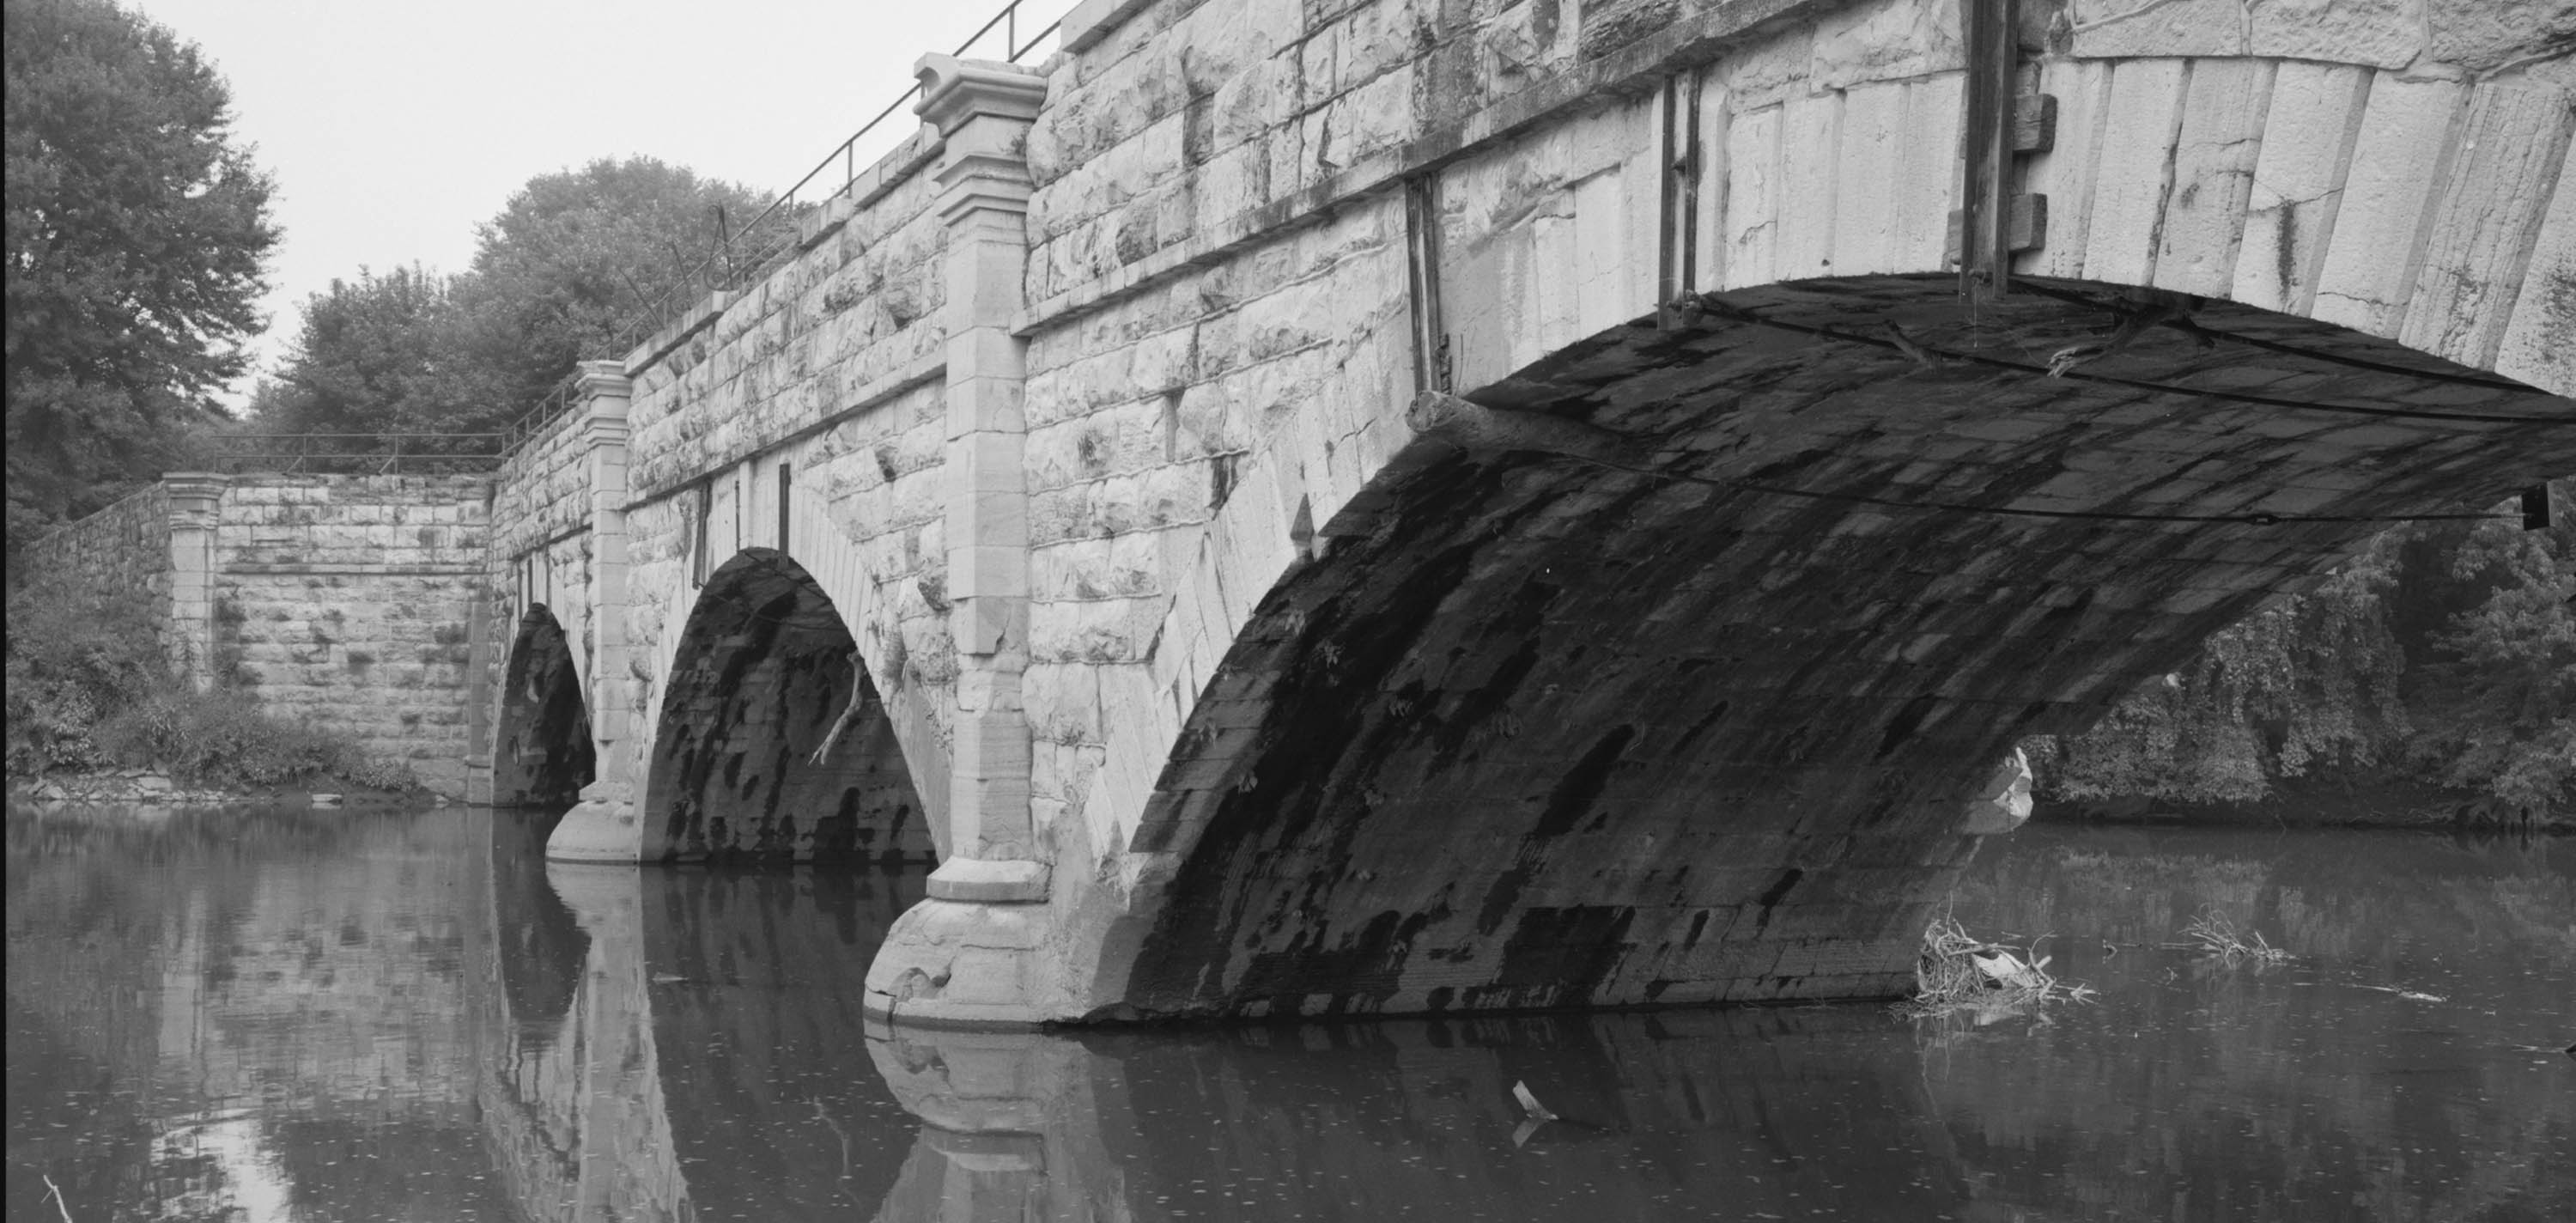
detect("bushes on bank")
[5,569,414,791]
[2028,485,2573,820]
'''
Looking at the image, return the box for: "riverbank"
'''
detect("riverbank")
[2035,773,2571,832]
[8,766,434,809]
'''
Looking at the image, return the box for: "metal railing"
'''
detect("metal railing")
[499,0,1065,459]
[192,432,509,475]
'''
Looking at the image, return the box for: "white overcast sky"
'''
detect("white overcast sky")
[121,0,1078,407]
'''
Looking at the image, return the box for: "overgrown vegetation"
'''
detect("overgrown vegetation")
[2027,485,2573,823]
[4,569,411,791]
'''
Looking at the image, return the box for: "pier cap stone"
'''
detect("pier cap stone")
[913,54,1047,135]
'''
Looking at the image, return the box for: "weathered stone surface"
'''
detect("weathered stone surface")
[2427,0,2576,72]
[2248,0,2425,70]
[2069,0,2250,58]
[400,0,2576,1026]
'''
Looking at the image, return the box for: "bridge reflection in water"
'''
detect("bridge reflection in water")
[510,817,1965,1221]
[9,805,2568,1220]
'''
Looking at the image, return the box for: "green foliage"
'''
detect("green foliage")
[4,0,277,552]
[458,156,771,417]
[5,567,414,790]
[2033,484,2573,816]
[259,265,489,441]
[2042,536,2409,804]
[3,567,165,770]
[2402,508,2575,812]
[254,156,769,441]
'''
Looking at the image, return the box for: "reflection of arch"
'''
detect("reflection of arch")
[640,549,935,863]
[491,810,587,1045]
[492,606,596,808]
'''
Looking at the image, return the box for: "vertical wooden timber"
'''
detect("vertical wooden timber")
[1960,0,2016,300]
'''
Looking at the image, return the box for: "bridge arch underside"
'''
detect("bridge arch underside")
[1116,273,2574,1019]
[641,549,934,863]
[492,606,595,809]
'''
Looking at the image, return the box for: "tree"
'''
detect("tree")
[2401,494,2574,813]
[454,156,770,427]
[2038,535,2411,805]
[252,156,770,441]
[4,0,276,552]
[2032,482,2574,819]
[256,265,491,444]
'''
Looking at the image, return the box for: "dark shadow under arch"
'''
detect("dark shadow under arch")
[492,605,595,809]
[1116,273,2576,1019]
[641,548,933,863]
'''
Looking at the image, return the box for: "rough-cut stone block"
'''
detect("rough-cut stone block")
[2070,0,2248,58]
[2084,58,2189,287]
[2312,74,2465,338]
[2248,0,2427,68]
[2154,58,2273,297]
[2233,62,2372,313]
[1777,93,1843,280]
[2399,82,2576,369]
[2429,0,2576,72]
[1812,0,1964,89]
[2494,149,2576,395]
[1832,82,1907,276]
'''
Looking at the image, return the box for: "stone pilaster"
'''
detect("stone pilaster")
[920,55,1049,902]
[866,55,1057,1027]
[162,473,228,692]
[576,362,635,782]
[546,365,647,863]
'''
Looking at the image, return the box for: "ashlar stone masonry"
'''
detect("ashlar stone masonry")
[479,0,2574,1025]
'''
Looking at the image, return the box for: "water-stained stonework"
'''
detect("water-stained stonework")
[492,607,595,808]
[641,550,933,862]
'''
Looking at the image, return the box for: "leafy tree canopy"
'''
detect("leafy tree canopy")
[4,0,276,552]
[254,156,769,443]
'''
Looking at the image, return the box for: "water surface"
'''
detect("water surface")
[6,806,2570,1220]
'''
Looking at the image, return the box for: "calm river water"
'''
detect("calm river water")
[6,804,2570,1222]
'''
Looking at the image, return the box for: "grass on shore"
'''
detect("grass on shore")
[6,569,413,793]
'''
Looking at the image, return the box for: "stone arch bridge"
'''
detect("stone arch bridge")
[475,0,2576,1025]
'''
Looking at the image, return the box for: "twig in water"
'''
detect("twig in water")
[44,1173,73,1223]
[2180,907,2290,965]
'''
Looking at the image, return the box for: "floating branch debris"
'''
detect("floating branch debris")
[1902,916,2095,1019]
[2181,907,2291,965]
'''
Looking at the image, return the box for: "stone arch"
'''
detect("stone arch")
[1028,44,2576,1019]
[491,605,597,808]
[637,548,938,863]
[1072,271,2571,1019]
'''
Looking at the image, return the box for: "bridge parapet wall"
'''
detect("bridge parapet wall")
[21,482,174,602]
[494,404,592,563]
